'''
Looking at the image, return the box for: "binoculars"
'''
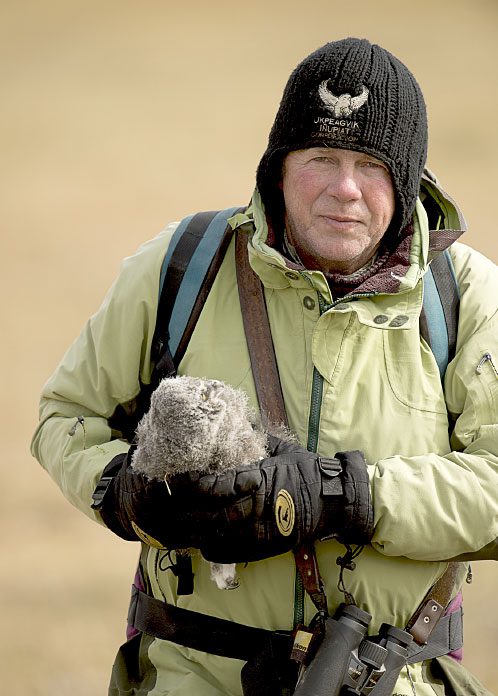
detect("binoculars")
[293,604,413,696]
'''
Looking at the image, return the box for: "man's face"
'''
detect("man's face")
[281,147,396,275]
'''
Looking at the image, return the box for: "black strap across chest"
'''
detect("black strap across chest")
[128,584,463,665]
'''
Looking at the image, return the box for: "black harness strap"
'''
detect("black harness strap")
[129,584,463,666]
[128,585,292,662]
[406,562,461,645]
[407,609,463,663]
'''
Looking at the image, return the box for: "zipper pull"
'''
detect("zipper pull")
[466,564,473,584]
[68,415,85,436]
[68,416,87,449]
[476,352,498,376]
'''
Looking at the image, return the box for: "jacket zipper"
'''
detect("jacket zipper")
[306,291,327,453]
[293,280,376,627]
[305,290,376,449]
[294,292,326,628]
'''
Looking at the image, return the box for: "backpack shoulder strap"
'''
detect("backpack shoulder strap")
[109,207,242,443]
[152,206,243,381]
[421,249,460,379]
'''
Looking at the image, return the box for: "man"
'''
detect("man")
[32,38,497,695]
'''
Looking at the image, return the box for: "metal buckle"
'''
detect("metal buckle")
[91,475,114,509]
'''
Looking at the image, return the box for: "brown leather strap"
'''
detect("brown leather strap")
[406,562,461,645]
[235,232,327,610]
[235,232,463,633]
[235,231,287,430]
[294,543,328,614]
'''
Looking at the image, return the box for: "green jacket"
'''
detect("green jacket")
[31,182,498,696]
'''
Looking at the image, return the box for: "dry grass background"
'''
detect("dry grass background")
[1,0,497,693]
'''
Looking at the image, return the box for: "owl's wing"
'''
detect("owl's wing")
[318,80,339,110]
[350,85,369,111]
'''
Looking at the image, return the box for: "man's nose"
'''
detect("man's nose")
[326,166,362,201]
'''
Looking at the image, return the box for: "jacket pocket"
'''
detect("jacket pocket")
[383,328,448,414]
[474,352,498,424]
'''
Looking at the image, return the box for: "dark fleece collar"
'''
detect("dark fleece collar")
[271,220,463,299]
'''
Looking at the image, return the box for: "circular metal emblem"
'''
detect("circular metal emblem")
[131,521,166,549]
[275,489,295,537]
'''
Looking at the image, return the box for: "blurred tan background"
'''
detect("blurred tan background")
[2,0,497,693]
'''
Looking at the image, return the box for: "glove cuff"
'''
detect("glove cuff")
[317,451,374,545]
[91,452,139,541]
[335,450,374,545]
[91,454,126,510]
[317,456,347,538]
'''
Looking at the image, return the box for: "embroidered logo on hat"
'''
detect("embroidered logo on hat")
[318,81,369,118]
[311,81,369,145]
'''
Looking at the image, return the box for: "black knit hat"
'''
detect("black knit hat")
[256,38,428,238]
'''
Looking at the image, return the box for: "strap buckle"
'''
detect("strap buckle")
[91,475,115,509]
[319,457,343,496]
[409,599,444,645]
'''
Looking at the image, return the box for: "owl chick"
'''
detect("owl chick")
[131,375,269,590]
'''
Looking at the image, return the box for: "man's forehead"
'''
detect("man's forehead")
[287,146,386,162]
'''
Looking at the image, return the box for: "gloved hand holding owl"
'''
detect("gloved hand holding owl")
[131,375,269,589]
[94,377,373,588]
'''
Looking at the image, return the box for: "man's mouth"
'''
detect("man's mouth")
[320,214,362,228]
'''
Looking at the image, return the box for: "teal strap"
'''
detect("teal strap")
[423,265,449,380]
[161,207,240,357]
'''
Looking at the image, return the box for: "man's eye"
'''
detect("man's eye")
[364,160,387,171]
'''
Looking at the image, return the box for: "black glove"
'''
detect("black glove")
[171,436,374,564]
[91,448,226,549]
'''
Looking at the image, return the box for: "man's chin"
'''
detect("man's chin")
[318,244,375,275]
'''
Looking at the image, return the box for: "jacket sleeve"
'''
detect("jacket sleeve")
[30,225,176,523]
[370,243,498,561]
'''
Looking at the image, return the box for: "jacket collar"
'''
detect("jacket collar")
[230,174,465,299]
